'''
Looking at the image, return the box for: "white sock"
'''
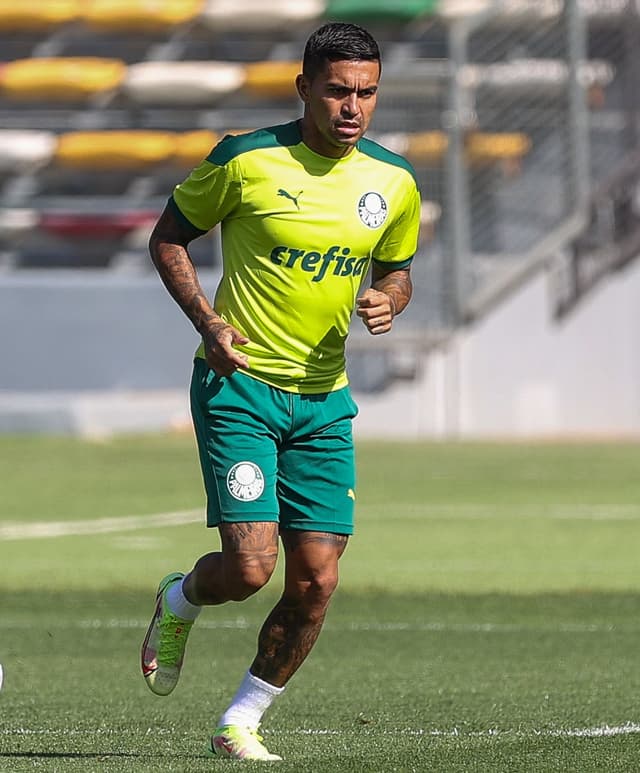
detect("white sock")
[165,578,201,621]
[217,670,285,730]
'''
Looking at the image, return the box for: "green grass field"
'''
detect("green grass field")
[2,434,640,771]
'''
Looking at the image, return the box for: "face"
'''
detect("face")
[296,58,380,158]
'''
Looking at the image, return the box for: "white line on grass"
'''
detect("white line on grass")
[4,723,640,739]
[0,509,201,540]
[553,724,640,737]
[284,723,640,739]
[2,503,640,542]
[1,618,622,633]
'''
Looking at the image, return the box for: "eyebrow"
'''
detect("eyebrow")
[326,83,379,93]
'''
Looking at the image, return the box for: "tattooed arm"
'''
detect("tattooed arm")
[355,262,412,336]
[149,205,249,375]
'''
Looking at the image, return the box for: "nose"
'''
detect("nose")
[341,93,359,117]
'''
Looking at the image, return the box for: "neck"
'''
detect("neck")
[297,117,355,159]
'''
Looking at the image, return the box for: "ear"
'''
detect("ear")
[295,73,310,103]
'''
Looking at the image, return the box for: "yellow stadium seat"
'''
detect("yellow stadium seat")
[243,61,300,100]
[55,131,177,169]
[373,132,448,163]
[0,0,80,30]
[374,130,530,167]
[81,0,204,32]
[220,128,256,137]
[1,58,126,101]
[172,131,219,167]
[406,132,449,163]
[465,132,532,163]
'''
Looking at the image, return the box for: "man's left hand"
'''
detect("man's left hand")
[356,289,395,335]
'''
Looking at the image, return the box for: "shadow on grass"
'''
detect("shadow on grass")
[1,751,183,760]
[2,752,135,761]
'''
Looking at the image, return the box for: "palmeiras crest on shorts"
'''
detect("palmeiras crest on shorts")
[358,191,388,229]
[226,461,265,502]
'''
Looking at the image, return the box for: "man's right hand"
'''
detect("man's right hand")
[203,322,250,376]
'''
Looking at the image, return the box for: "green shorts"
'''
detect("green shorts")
[189,358,358,534]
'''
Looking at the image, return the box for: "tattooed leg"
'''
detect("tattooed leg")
[250,530,349,687]
[182,522,279,605]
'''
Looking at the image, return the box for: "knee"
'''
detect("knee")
[315,569,339,601]
[225,556,277,601]
[295,569,340,618]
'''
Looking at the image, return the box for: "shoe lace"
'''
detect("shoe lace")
[157,611,191,665]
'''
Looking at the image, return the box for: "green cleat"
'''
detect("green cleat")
[208,725,282,761]
[141,572,193,696]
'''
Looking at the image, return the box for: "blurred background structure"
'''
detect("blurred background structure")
[1,0,640,437]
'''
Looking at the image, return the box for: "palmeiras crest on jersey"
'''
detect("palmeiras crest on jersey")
[358,191,388,229]
[226,461,265,501]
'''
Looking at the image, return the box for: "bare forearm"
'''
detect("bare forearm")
[150,237,221,338]
[371,268,412,316]
[149,205,249,375]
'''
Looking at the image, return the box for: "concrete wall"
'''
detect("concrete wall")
[0,270,206,392]
[1,262,639,438]
[0,270,202,434]
[355,260,640,438]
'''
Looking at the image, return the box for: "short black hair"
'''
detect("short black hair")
[302,22,381,81]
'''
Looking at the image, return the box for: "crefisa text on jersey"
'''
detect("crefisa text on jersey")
[269,244,369,283]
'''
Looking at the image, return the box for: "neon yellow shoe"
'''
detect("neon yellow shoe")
[140,572,193,696]
[208,725,282,761]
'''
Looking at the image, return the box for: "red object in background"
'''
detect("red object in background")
[39,210,158,238]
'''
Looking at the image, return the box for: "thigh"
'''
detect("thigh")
[278,387,358,535]
[190,360,282,527]
[220,521,280,549]
[219,521,280,576]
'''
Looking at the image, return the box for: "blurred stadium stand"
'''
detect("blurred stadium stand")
[2,0,640,431]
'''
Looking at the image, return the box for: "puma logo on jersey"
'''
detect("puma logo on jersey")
[277,188,303,209]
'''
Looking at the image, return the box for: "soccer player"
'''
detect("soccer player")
[141,21,421,761]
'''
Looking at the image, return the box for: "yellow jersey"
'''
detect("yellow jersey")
[171,120,421,393]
